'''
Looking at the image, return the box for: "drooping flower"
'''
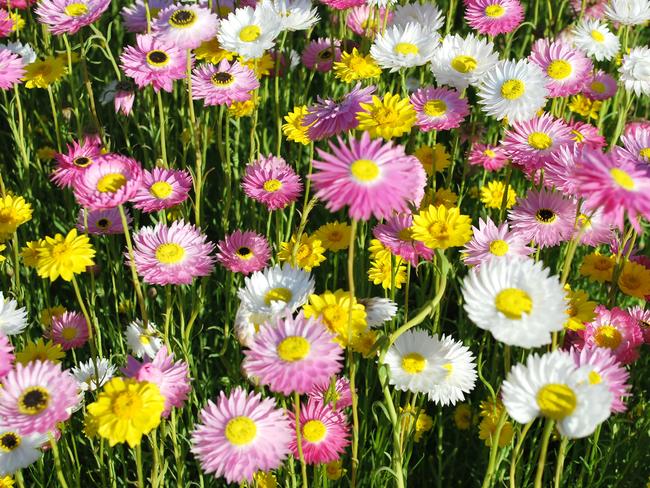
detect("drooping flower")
[51,136,103,188]
[216,230,271,275]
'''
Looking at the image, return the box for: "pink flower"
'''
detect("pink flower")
[301,38,341,72]
[113,80,136,115]
[465,0,524,36]
[318,0,365,10]
[346,6,392,36]
[570,0,607,18]
[583,70,617,100]
[627,305,650,344]
[51,136,104,188]
[121,0,173,33]
[462,217,534,268]
[241,155,303,211]
[573,203,613,247]
[567,120,606,151]
[307,376,354,410]
[0,9,13,37]
[152,4,218,50]
[410,86,469,132]
[617,126,650,166]
[0,0,36,9]
[468,143,509,171]
[0,334,14,379]
[373,213,433,266]
[77,207,131,235]
[35,0,110,35]
[192,59,259,106]
[216,229,271,275]
[50,311,89,350]
[0,49,25,90]
[529,38,593,97]
[578,306,643,365]
[131,167,192,212]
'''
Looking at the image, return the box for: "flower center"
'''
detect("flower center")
[401,352,426,374]
[263,179,283,192]
[423,99,447,117]
[61,326,79,341]
[239,25,261,42]
[588,370,602,385]
[169,9,197,28]
[590,81,606,93]
[536,384,577,420]
[350,159,380,183]
[211,71,234,86]
[495,288,532,319]
[535,208,557,223]
[638,147,650,161]
[112,390,143,419]
[527,132,553,150]
[155,243,186,264]
[64,2,88,16]
[139,334,151,345]
[18,386,50,415]
[590,30,604,42]
[236,246,253,259]
[547,60,572,80]
[146,50,170,67]
[302,420,327,443]
[394,42,419,55]
[318,48,333,60]
[264,287,292,305]
[483,148,496,158]
[96,173,127,193]
[451,55,477,73]
[485,4,505,17]
[149,181,174,199]
[576,213,591,229]
[398,227,414,241]
[0,433,21,452]
[610,168,635,190]
[594,257,613,271]
[594,325,622,349]
[489,239,509,256]
[225,416,257,446]
[277,336,311,362]
[501,79,525,100]
[442,362,453,376]
[96,218,111,229]
[74,156,92,167]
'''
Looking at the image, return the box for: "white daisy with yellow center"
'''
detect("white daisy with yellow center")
[217,5,282,60]
[370,23,439,72]
[572,18,620,62]
[0,427,48,475]
[125,319,163,359]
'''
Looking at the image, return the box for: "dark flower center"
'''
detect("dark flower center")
[96,218,111,229]
[535,208,556,223]
[211,72,234,85]
[170,9,196,26]
[0,433,20,452]
[74,156,92,167]
[147,50,169,66]
[318,48,333,60]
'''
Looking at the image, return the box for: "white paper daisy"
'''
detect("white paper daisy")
[0,292,28,336]
[125,319,163,359]
[619,47,650,97]
[217,6,282,60]
[370,23,439,72]
[604,0,650,25]
[260,0,319,32]
[426,334,477,407]
[359,297,398,328]
[0,428,48,476]
[572,19,620,62]
[71,357,117,392]
[234,303,273,347]
[390,2,445,33]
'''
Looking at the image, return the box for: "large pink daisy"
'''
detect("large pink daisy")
[151,3,218,50]
[50,311,89,350]
[35,0,110,35]
[410,86,469,132]
[216,229,271,275]
[529,38,593,98]
[618,126,650,166]
[192,59,259,106]
[578,306,643,365]
[464,0,524,36]
[131,167,192,212]
[241,154,303,211]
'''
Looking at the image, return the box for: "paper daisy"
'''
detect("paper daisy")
[356,93,416,139]
[574,205,613,247]
[303,289,368,348]
[410,86,469,132]
[131,167,192,212]
[618,126,650,165]
[50,311,88,350]
[462,257,567,348]
[313,221,352,252]
[572,19,620,62]
[391,2,444,32]
[241,154,303,210]
[427,334,477,406]
[302,38,341,72]
[77,207,130,235]
[0,428,47,476]
[619,47,650,97]
[152,4,218,50]
[464,0,524,36]
[462,218,534,268]
[307,377,353,410]
[529,38,593,98]
[346,5,391,36]
[468,143,508,171]
[579,306,643,364]
[411,205,473,250]
[125,319,163,359]
[604,0,650,25]
[216,229,271,275]
[234,304,272,348]
[191,59,259,106]
[217,6,282,60]
[35,0,110,35]
[0,292,27,336]
[260,0,319,31]
[0,334,14,379]
[567,120,606,150]
[359,297,397,328]
[627,305,650,344]
[0,49,25,90]
[51,136,103,188]
[373,213,433,266]
[121,0,173,33]
[71,357,116,392]
[370,23,438,72]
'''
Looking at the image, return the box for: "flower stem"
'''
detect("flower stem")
[534,420,555,488]
[346,219,360,488]
[481,409,508,488]
[135,444,144,488]
[509,422,533,488]
[156,90,168,168]
[553,436,569,488]
[293,392,309,488]
[118,204,148,325]
[47,86,62,152]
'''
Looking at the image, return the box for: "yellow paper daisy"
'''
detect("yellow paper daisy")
[15,339,65,365]
[278,233,326,271]
[36,229,96,282]
[564,286,597,331]
[0,194,33,239]
[333,48,382,83]
[23,56,67,89]
[411,205,473,250]
[414,144,450,175]
[303,289,367,347]
[282,105,312,145]
[314,221,352,252]
[480,181,517,209]
[356,93,416,140]
[579,252,616,282]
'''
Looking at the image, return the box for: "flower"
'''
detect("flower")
[0,360,79,434]
[426,334,477,406]
[359,297,397,327]
[39,306,66,327]
[391,2,444,32]
[529,38,593,98]
[72,357,116,392]
[619,47,650,97]
[411,205,473,250]
[0,195,32,239]
[34,0,110,35]
[410,86,469,132]
[278,234,326,272]
[120,34,187,92]
[218,6,282,60]
[568,94,601,119]
[454,403,473,430]
[478,399,513,447]
[564,287,597,331]
[462,218,534,268]
[242,154,303,211]
[310,132,425,220]
[130,220,215,286]
[302,38,341,72]
[480,181,517,209]
[193,38,235,64]
[333,48,382,83]
[571,18,620,62]
[627,305,650,344]
[282,105,311,144]
[415,143,450,174]
[0,428,47,476]
[191,387,292,484]
[356,93,416,139]
[307,377,353,410]
[373,213,433,266]
[314,222,351,252]
[126,320,163,359]
[131,167,192,212]
[0,334,14,379]
[468,143,508,171]
[604,0,650,25]
[216,230,271,275]
[303,290,367,348]
[35,229,96,282]
[579,306,643,364]
[51,136,103,188]
[368,253,408,290]
[22,56,66,88]
[346,5,391,36]
[370,23,438,72]
[243,312,343,395]
[502,350,612,438]
[261,0,319,31]
[121,0,173,33]
[618,126,650,165]
[152,4,218,50]
[86,378,165,447]
[77,207,130,235]
[462,257,567,348]
[0,50,25,90]
[583,71,617,101]
[465,0,524,36]
[579,252,616,282]
[50,311,88,350]
[617,260,650,299]
[191,59,259,106]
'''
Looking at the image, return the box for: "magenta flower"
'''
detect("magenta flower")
[77,207,131,235]
[467,143,508,171]
[121,0,173,33]
[583,70,617,100]
[465,0,524,36]
[35,0,110,35]
[410,86,470,132]
[50,311,88,350]
[617,126,650,166]
[570,0,607,18]
[568,120,606,151]
[51,136,104,188]
[578,306,643,365]
[0,49,25,90]
[0,10,13,37]
[346,5,392,36]
[373,213,433,266]
[627,305,650,344]
[0,334,14,380]
[113,80,136,116]
[318,0,365,10]
[216,229,271,275]
[529,38,593,97]
[132,167,192,212]
[302,38,341,72]
[241,154,303,211]
[573,203,613,247]
[192,59,259,106]
[307,376,354,410]
[462,217,534,268]
[0,0,36,8]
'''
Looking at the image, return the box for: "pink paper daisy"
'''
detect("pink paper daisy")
[241,154,303,211]
[0,0,36,8]
[346,6,392,36]
[529,38,593,98]
[318,0,365,11]
[574,203,613,247]
[289,399,350,465]
[191,387,293,484]
[373,213,433,266]
[304,83,375,141]
[122,345,191,417]
[583,70,617,100]
[307,376,353,410]
[129,220,216,286]
[627,305,650,344]
[0,11,13,38]
[578,306,643,365]
[0,360,79,434]
[152,3,218,50]
[244,312,343,395]
[191,59,259,106]
[131,167,192,212]
[568,120,606,151]
[50,311,89,350]
[109,80,136,116]
[618,126,650,166]
[121,0,173,33]
[508,188,576,248]
[301,38,341,72]
[410,86,469,132]
[120,33,188,93]
[467,143,509,171]
[0,49,25,90]
[0,334,14,380]
[35,0,110,35]
[216,229,271,275]
[72,153,143,210]
[51,136,104,188]
[77,207,131,235]
[465,0,524,36]
[462,217,534,268]
[310,132,426,221]
[568,346,631,413]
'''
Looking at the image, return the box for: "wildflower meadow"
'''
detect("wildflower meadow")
[0,0,650,486]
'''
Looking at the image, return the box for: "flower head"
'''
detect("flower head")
[410,86,469,132]
[462,218,533,268]
[191,59,259,106]
[216,230,271,275]
[411,205,473,250]
[152,4,218,50]
[50,311,88,350]
[35,0,110,35]
[242,154,303,210]
[465,0,524,36]
[131,167,192,212]
[36,229,95,282]
[356,93,416,139]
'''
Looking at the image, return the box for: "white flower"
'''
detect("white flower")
[502,350,612,438]
[359,297,397,328]
[477,59,549,122]
[1,41,37,65]
[604,0,650,25]
[0,292,28,336]
[370,23,439,72]
[0,428,48,476]
[71,358,117,392]
[234,303,274,347]
[217,6,282,60]
[125,319,163,359]
[391,2,445,33]
[430,33,499,90]
[367,0,397,7]
[462,258,567,348]
[237,264,314,316]
[261,0,319,31]
[619,46,650,97]
[572,19,620,62]
[426,334,477,407]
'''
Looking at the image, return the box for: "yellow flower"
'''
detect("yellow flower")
[368,238,391,261]
[564,286,596,331]
[253,471,277,488]
[314,221,352,252]
[23,56,67,89]
[194,38,235,64]
[303,290,367,347]
[228,93,259,118]
[478,399,514,448]
[368,254,407,289]
[15,339,65,364]
[282,105,312,145]
[480,181,517,209]
[411,205,473,250]
[0,244,5,263]
[36,146,57,160]
[618,260,650,299]
[0,476,14,488]
[36,229,96,282]
[21,240,44,267]
[400,405,434,442]
[356,93,416,139]
[354,329,378,357]
[40,305,67,327]
[239,53,275,78]
[86,378,165,447]
[0,195,33,239]
[333,48,382,83]
[325,460,345,480]
[426,188,458,209]
[453,403,472,430]
[278,233,326,271]
[414,144,450,175]
[568,94,602,120]
[10,12,25,32]
[579,252,616,282]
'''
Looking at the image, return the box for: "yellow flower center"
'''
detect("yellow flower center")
[398,227,414,241]
[483,148,496,158]
[169,9,197,28]
[321,304,346,330]
[296,244,311,261]
[96,173,127,193]
[594,325,622,349]
[535,208,556,224]
[18,386,51,415]
[236,246,253,259]
[495,288,532,319]
[501,79,525,100]
[588,370,602,385]
[263,179,283,192]
[489,239,509,256]
[350,159,380,183]
[546,60,572,80]
[442,362,453,376]
[590,30,605,42]
[485,4,505,17]
[139,334,151,345]
[536,384,577,420]
[401,352,426,374]
[146,50,170,67]
[423,99,447,117]
[211,71,235,86]
[155,243,186,264]
[394,42,419,55]
[225,416,257,446]
[277,336,311,362]
[0,432,21,453]
[64,3,88,16]
[372,106,399,126]
[638,147,650,160]
[590,81,606,93]
[528,132,553,150]
[610,168,635,190]
[149,181,173,199]
[239,25,261,42]
[302,419,327,443]
[112,390,143,419]
[451,55,478,73]
[61,326,79,341]
[264,287,292,305]
[576,213,592,229]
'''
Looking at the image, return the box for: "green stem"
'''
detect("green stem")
[553,437,569,488]
[50,434,70,488]
[135,444,144,488]
[534,420,555,488]
[156,90,168,168]
[294,392,309,488]
[118,204,148,325]
[509,422,534,488]
[47,86,62,152]
[481,410,508,488]
[347,219,359,488]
